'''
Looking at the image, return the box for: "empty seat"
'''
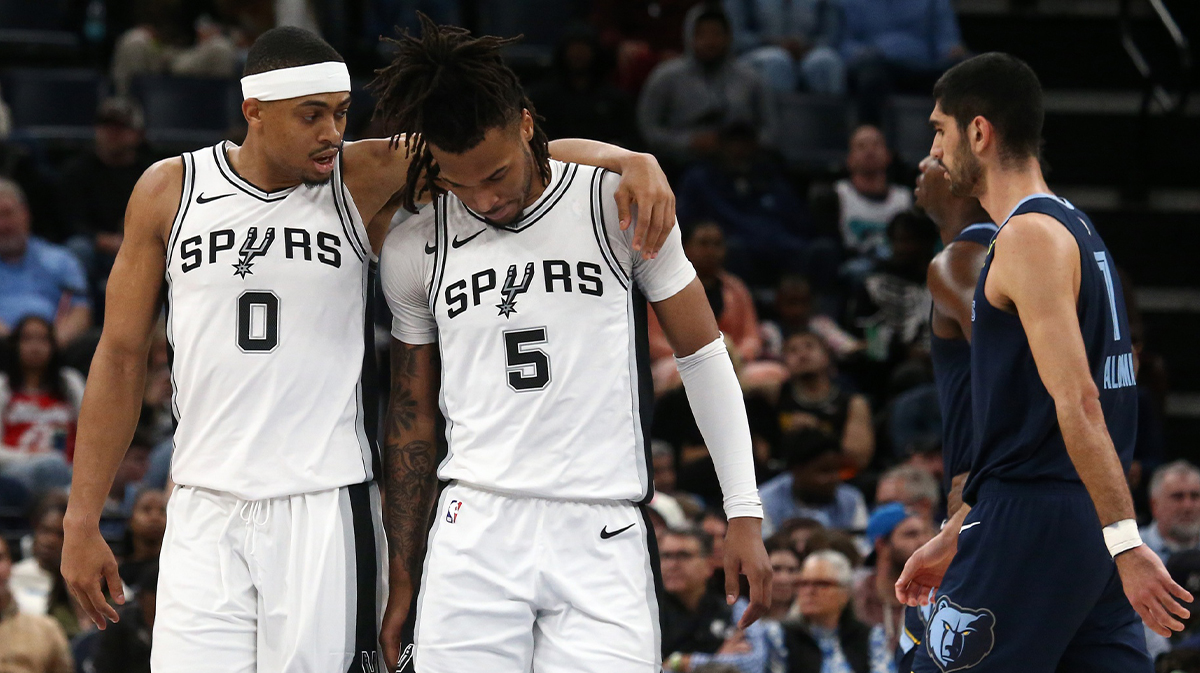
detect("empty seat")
[1,68,101,140]
[132,75,238,148]
[0,0,66,30]
[776,93,852,173]
[883,95,935,168]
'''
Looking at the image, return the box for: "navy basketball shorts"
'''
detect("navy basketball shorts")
[910,480,1151,673]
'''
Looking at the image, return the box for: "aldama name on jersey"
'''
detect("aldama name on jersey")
[444,259,606,320]
[1103,352,1136,390]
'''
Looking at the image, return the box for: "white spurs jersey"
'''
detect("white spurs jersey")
[164,142,377,500]
[381,161,696,502]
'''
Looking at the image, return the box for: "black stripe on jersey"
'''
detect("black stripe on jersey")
[589,168,630,292]
[332,153,370,262]
[632,289,656,505]
[461,163,579,233]
[211,144,296,202]
[638,503,665,663]
[164,153,195,269]
[359,261,382,479]
[430,195,451,314]
[346,482,381,673]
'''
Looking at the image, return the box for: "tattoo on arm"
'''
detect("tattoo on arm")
[383,340,439,576]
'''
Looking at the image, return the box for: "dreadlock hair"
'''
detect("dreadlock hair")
[370,13,552,213]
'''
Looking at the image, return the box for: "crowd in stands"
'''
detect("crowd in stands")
[0,1,1190,673]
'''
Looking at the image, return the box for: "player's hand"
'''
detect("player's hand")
[61,521,124,629]
[724,517,772,629]
[895,528,958,607]
[613,152,675,260]
[1115,544,1193,637]
[380,565,415,672]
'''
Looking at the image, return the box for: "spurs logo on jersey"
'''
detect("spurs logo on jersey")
[164,141,378,500]
[381,161,697,503]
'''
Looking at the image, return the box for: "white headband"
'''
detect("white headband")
[241,62,351,102]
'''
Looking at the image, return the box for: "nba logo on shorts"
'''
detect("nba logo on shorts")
[446,500,462,523]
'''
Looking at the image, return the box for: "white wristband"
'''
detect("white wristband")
[1103,519,1143,558]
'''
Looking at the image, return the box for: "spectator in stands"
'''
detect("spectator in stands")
[364,0,461,61]
[784,549,888,673]
[759,430,869,536]
[10,495,66,615]
[118,489,167,587]
[0,536,73,673]
[638,5,777,166]
[592,0,702,92]
[848,211,938,364]
[761,275,864,362]
[0,180,91,347]
[528,30,638,147]
[827,126,913,271]
[767,332,874,471]
[659,528,732,659]
[839,0,966,123]
[724,0,845,94]
[649,223,765,391]
[852,503,934,655]
[652,441,702,526]
[772,517,826,557]
[111,8,238,95]
[93,563,156,673]
[874,464,940,522]
[669,541,798,672]
[0,101,62,243]
[1142,460,1200,562]
[676,122,822,286]
[104,430,154,519]
[60,98,154,293]
[0,317,84,496]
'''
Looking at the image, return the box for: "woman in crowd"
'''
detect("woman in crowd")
[0,317,85,495]
[118,488,168,587]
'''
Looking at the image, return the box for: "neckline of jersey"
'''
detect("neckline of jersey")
[1000,192,1059,227]
[461,160,571,232]
[215,141,300,201]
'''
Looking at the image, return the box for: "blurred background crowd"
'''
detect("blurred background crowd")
[0,0,1196,672]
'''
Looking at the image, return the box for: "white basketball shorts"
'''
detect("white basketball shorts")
[413,481,663,673]
[151,482,385,673]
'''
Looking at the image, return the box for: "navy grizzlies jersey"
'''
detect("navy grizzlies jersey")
[929,222,997,488]
[963,195,1136,504]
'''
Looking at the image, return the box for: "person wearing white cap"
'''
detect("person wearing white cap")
[59,24,679,673]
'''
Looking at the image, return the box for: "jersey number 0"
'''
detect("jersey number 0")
[237,291,280,353]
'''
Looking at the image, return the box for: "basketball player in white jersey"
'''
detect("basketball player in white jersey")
[372,17,772,672]
[59,26,681,673]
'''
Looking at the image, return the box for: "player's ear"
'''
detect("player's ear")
[242,98,264,127]
[969,116,990,155]
[520,109,533,142]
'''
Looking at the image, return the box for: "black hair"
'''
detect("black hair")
[666,525,714,556]
[683,219,724,245]
[932,52,1044,163]
[2,316,68,402]
[242,26,344,77]
[694,5,732,34]
[371,13,552,213]
[887,210,940,245]
[780,429,841,469]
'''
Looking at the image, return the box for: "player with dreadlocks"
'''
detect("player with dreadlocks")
[59,20,680,673]
[375,15,771,673]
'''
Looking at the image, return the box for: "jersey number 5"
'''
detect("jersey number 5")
[237,291,280,353]
[504,328,551,392]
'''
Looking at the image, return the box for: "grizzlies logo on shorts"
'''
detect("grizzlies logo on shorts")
[925,597,996,672]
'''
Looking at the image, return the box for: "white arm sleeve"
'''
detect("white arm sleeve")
[676,337,763,519]
[598,170,696,302]
[379,208,438,345]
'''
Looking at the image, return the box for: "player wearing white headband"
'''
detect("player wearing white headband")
[60,25,679,673]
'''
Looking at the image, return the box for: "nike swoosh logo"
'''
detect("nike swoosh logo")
[600,523,636,540]
[196,192,234,204]
[424,241,436,255]
[960,521,982,532]
[451,229,485,248]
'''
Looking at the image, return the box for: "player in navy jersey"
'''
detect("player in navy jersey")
[895,53,1191,673]
[895,156,995,670]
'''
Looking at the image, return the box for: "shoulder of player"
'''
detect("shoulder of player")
[126,157,185,241]
[341,137,406,171]
[380,206,437,262]
[994,212,1077,262]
